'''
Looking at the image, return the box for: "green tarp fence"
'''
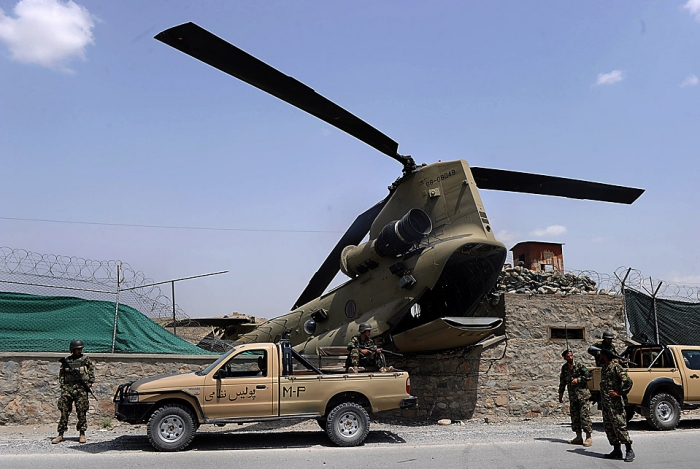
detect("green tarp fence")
[625,287,700,346]
[0,292,217,354]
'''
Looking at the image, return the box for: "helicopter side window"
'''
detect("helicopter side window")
[219,349,267,378]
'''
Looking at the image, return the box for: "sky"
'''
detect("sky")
[1,1,700,319]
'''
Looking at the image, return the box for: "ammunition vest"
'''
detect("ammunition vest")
[62,355,89,384]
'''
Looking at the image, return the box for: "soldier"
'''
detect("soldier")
[52,340,95,444]
[590,330,618,367]
[558,349,593,447]
[599,347,635,462]
[347,322,387,372]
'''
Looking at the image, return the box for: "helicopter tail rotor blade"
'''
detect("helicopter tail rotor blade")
[292,197,390,310]
[470,167,644,204]
[155,22,405,164]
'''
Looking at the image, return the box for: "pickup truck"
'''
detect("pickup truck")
[588,344,700,430]
[113,339,417,451]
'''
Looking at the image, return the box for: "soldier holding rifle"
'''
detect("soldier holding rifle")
[52,339,95,444]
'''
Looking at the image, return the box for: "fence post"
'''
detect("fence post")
[111,262,122,353]
[171,280,177,337]
[615,268,632,338]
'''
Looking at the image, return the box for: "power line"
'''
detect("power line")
[0,216,342,234]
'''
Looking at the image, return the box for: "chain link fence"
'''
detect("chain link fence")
[0,247,227,353]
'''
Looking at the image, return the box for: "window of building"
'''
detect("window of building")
[549,326,585,341]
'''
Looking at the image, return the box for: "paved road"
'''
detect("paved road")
[2,417,700,468]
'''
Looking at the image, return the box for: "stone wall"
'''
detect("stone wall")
[392,293,625,422]
[0,294,626,426]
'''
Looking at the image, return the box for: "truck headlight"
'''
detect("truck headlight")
[126,391,139,403]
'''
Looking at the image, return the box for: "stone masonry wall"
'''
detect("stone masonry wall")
[0,294,625,426]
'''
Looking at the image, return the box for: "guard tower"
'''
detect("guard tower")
[510,241,564,272]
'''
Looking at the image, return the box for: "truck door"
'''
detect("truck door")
[203,347,275,419]
[680,348,700,402]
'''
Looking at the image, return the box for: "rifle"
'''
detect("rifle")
[587,346,637,366]
[360,346,403,357]
[59,357,98,401]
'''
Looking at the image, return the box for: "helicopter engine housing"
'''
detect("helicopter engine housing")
[340,208,432,277]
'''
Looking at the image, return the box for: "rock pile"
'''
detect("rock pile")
[496,266,605,295]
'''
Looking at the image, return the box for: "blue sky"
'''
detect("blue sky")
[1,1,699,318]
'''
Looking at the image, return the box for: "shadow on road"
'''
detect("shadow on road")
[533,437,569,444]
[71,429,406,454]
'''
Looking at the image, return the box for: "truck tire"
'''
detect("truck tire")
[147,404,197,451]
[325,402,370,447]
[647,393,680,431]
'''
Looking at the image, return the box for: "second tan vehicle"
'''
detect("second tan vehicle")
[113,339,416,451]
[589,344,700,430]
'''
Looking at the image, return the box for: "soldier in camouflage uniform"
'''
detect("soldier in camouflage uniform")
[599,347,635,462]
[52,340,95,444]
[346,322,386,372]
[558,349,593,446]
[589,330,619,367]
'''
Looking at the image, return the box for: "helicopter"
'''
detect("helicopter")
[155,22,644,355]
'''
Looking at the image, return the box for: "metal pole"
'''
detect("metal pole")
[112,262,122,353]
[651,279,663,344]
[172,280,177,337]
[615,268,632,338]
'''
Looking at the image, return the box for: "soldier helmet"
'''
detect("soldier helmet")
[69,339,85,351]
[561,349,572,358]
[602,330,614,339]
[359,322,372,333]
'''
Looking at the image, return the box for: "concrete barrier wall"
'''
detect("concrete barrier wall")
[0,294,625,426]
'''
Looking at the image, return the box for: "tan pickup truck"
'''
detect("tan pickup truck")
[113,339,416,451]
[589,344,700,430]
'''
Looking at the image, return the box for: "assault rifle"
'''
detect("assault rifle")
[59,357,98,401]
[360,346,403,357]
[587,346,637,366]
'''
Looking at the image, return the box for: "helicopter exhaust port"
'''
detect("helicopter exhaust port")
[340,209,432,277]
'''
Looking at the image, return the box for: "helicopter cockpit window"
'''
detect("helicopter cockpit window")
[219,349,267,378]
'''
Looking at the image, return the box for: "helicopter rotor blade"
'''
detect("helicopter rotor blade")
[155,22,408,165]
[292,196,390,310]
[470,167,644,204]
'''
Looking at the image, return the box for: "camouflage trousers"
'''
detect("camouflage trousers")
[57,384,90,433]
[568,396,592,433]
[602,396,632,445]
[348,351,387,370]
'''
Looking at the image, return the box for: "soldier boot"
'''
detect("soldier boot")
[624,444,635,462]
[604,444,623,459]
[583,432,592,447]
[51,433,64,444]
[79,431,86,443]
[568,432,583,445]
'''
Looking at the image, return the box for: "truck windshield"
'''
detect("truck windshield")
[196,346,239,376]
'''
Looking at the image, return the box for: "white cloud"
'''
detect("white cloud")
[680,74,699,87]
[530,225,567,237]
[594,70,624,86]
[670,273,700,285]
[0,0,95,72]
[496,230,520,243]
[683,0,700,22]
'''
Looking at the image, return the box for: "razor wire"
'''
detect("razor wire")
[0,246,234,351]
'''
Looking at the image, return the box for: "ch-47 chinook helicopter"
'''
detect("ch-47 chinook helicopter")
[155,22,644,355]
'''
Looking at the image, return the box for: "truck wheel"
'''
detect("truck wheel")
[325,402,370,447]
[147,404,197,451]
[647,393,680,431]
